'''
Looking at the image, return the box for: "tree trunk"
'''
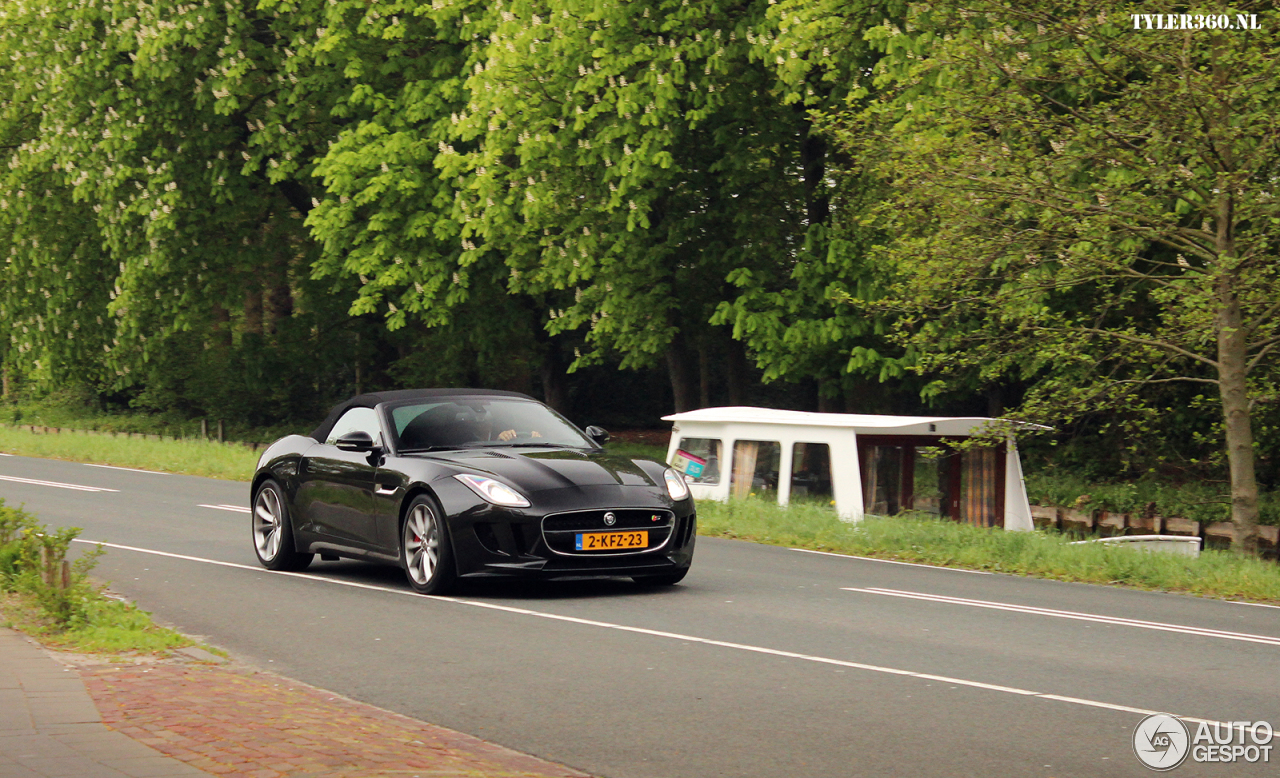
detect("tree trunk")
[243,287,263,336]
[666,336,698,413]
[698,338,712,409]
[210,302,232,350]
[817,377,838,413]
[353,331,362,396]
[726,338,748,406]
[539,344,571,415]
[1,363,9,400]
[1215,269,1260,554]
[264,255,293,337]
[1213,188,1254,555]
[986,385,1006,417]
[800,116,830,228]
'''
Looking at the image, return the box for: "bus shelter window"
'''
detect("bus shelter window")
[731,440,781,501]
[671,438,722,485]
[790,443,833,506]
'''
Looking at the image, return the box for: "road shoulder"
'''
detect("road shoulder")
[3,626,589,778]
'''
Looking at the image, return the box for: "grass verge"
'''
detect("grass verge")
[602,440,668,461]
[1,499,197,654]
[1,392,300,446]
[0,588,194,654]
[696,497,1280,604]
[0,425,662,482]
[0,425,258,481]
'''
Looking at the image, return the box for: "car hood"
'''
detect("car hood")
[412,447,666,494]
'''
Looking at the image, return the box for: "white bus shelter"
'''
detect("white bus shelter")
[663,407,1034,530]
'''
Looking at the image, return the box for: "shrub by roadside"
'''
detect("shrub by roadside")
[1024,471,1280,526]
[0,499,192,653]
[696,497,1280,604]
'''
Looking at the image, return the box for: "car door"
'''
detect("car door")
[296,406,381,547]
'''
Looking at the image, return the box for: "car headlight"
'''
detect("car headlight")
[664,469,690,501]
[454,474,531,508]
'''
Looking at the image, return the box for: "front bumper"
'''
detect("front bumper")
[439,483,696,579]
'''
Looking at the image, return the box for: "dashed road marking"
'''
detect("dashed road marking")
[85,463,172,475]
[0,474,119,492]
[199,504,250,514]
[791,547,993,574]
[843,587,1280,647]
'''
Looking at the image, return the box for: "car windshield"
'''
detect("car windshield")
[388,398,594,452]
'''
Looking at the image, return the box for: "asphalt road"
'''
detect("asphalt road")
[2,452,1278,777]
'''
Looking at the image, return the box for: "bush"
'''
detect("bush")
[0,500,102,626]
[1024,472,1280,526]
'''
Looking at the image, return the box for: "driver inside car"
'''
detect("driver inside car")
[473,406,541,442]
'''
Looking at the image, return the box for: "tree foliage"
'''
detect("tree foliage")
[841,0,1280,547]
[1,0,1277,537]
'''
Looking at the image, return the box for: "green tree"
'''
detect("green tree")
[847,1,1280,550]
[0,0,363,419]
[447,0,837,410]
[713,0,911,409]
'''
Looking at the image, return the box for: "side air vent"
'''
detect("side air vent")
[473,522,505,555]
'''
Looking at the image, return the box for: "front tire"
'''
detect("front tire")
[252,480,314,571]
[402,495,457,595]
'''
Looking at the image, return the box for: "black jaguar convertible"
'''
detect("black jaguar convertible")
[249,389,696,593]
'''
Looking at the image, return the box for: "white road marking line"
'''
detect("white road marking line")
[85,463,171,475]
[198,504,251,514]
[1230,600,1280,610]
[75,541,261,571]
[0,452,12,456]
[791,547,993,575]
[71,539,1273,736]
[0,474,119,492]
[844,587,1280,647]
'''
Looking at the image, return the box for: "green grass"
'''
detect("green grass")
[0,425,258,481]
[1,393,301,445]
[0,425,664,481]
[603,440,669,461]
[696,497,1280,604]
[1,590,195,654]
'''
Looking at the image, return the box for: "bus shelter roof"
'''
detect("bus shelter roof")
[662,407,1049,437]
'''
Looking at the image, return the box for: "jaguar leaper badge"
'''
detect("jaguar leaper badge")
[603,511,617,526]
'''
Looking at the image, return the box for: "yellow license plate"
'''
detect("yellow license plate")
[576,530,648,551]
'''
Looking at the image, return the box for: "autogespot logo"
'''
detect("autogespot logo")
[1133,714,1275,771]
[1134,714,1190,770]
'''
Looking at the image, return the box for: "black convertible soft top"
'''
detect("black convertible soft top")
[309,388,535,443]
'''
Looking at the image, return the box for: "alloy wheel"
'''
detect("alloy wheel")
[405,504,440,585]
[253,487,283,561]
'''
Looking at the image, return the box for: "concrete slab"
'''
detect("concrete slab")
[0,629,209,778]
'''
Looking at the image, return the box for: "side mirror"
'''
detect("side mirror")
[335,430,377,452]
[584,425,610,446]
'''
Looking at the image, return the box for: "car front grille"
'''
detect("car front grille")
[541,509,674,555]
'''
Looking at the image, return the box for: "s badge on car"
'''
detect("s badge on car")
[603,512,617,526]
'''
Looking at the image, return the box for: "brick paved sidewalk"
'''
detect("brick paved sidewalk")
[73,656,590,778]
